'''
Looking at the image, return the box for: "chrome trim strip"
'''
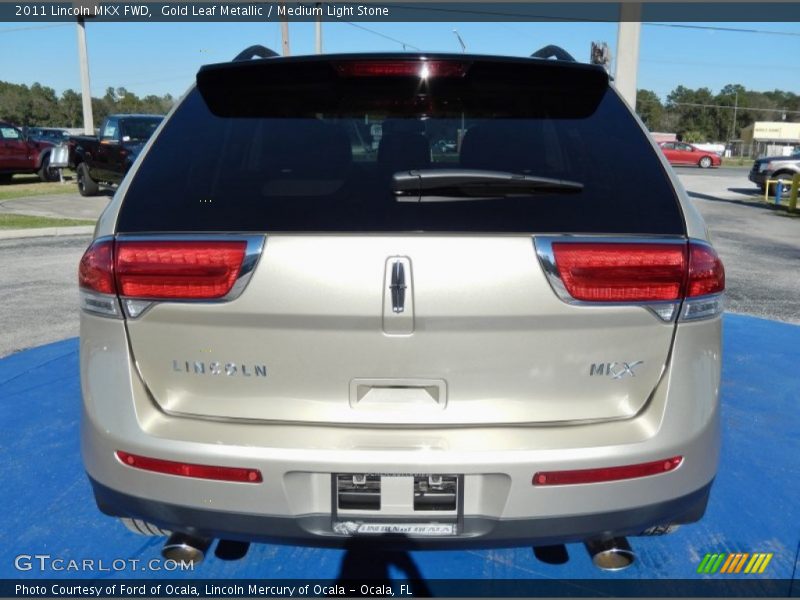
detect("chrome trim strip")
[79,289,123,319]
[679,292,725,322]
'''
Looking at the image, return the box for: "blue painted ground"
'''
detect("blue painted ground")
[1,314,798,592]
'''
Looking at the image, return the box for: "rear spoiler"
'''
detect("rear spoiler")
[198,52,609,119]
[230,43,579,63]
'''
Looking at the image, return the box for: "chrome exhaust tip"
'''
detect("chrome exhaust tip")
[585,537,635,571]
[161,533,212,565]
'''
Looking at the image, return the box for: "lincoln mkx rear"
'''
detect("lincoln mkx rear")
[79,46,724,568]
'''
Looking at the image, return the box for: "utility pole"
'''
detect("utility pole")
[730,91,738,142]
[279,2,290,56]
[76,16,94,135]
[614,3,642,108]
[315,2,322,54]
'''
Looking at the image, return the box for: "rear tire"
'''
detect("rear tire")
[767,172,795,197]
[120,517,171,537]
[698,156,712,169]
[0,174,12,184]
[76,163,99,196]
[38,153,60,182]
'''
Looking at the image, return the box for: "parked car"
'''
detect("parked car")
[69,114,163,196]
[0,121,59,182]
[658,141,721,168]
[748,151,800,194]
[432,139,457,153]
[25,126,70,145]
[79,47,724,567]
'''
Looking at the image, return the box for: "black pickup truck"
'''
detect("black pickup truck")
[70,114,163,196]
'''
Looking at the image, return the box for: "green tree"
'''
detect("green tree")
[0,82,33,125]
[635,89,664,131]
[666,86,717,142]
[60,89,83,128]
[0,79,172,128]
[29,83,59,126]
[714,84,746,140]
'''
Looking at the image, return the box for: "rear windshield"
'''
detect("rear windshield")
[117,59,683,235]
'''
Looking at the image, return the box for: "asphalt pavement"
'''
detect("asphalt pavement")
[0,191,110,221]
[0,235,90,357]
[678,168,800,324]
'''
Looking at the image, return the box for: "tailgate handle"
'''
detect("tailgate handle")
[349,379,447,410]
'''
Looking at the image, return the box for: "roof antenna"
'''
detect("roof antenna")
[453,29,466,53]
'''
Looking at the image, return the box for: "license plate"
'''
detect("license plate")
[332,473,463,537]
[333,521,456,536]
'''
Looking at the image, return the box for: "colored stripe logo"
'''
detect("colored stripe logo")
[697,552,773,574]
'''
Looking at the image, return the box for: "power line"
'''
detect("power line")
[643,22,800,37]
[637,97,800,116]
[0,24,71,34]
[640,58,799,70]
[671,101,800,115]
[342,22,421,51]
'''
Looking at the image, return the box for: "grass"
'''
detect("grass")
[0,213,95,230]
[0,172,77,201]
[721,157,753,168]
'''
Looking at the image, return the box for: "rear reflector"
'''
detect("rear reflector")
[532,456,683,486]
[334,60,468,79]
[116,451,262,483]
[552,243,686,302]
[115,240,246,299]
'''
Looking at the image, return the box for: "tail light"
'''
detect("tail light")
[79,236,261,318]
[334,60,468,79]
[686,243,725,297]
[115,240,246,299]
[551,243,686,302]
[79,238,115,294]
[79,238,120,317]
[537,238,724,321]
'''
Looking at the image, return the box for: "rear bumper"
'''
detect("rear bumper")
[80,314,721,547]
[89,477,712,549]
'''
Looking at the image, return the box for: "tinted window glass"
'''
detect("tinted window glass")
[120,117,162,142]
[0,127,21,140]
[101,119,118,140]
[118,67,683,235]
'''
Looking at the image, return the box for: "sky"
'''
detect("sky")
[1,18,799,101]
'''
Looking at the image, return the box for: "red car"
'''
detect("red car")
[658,141,721,169]
[0,121,59,182]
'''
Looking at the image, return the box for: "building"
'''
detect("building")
[650,132,677,144]
[740,121,800,158]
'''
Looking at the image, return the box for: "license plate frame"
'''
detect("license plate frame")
[331,473,464,537]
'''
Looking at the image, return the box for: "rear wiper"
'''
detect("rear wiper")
[393,169,583,202]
